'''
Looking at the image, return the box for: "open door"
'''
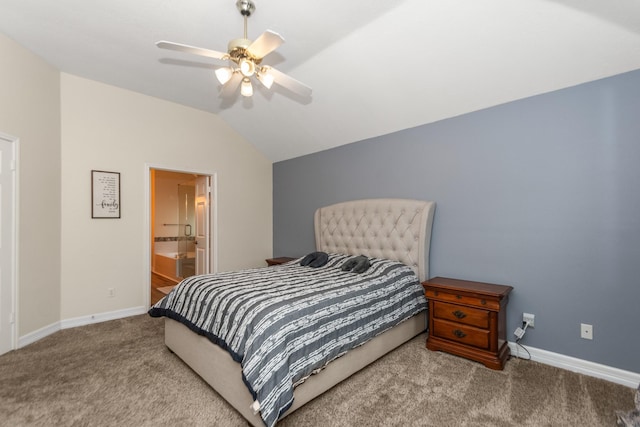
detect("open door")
[149,168,214,306]
[194,175,211,275]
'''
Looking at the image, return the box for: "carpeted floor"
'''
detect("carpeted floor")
[0,314,634,426]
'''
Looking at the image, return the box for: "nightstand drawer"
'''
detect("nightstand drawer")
[432,319,490,350]
[425,289,500,310]
[433,301,490,329]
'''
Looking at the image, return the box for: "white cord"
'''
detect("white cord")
[514,321,532,360]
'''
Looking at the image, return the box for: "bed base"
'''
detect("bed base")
[165,311,427,426]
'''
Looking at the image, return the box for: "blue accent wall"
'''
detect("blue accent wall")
[273,69,640,373]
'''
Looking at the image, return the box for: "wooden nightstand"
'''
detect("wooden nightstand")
[423,277,513,370]
[265,257,296,266]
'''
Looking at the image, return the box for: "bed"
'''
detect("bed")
[149,198,436,426]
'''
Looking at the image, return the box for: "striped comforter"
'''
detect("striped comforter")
[149,253,427,427]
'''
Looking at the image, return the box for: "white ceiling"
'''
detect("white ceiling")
[1,0,639,161]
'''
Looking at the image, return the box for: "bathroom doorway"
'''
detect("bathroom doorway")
[148,167,215,305]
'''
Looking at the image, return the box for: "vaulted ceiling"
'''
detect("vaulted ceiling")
[1,0,639,161]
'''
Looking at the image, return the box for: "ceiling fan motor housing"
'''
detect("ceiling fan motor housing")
[228,38,251,54]
[227,38,261,71]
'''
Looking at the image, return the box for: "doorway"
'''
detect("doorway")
[0,132,17,355]
[147,167,215,306]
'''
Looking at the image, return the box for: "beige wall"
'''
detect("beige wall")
[0,32,273,336]
[0,34,62,336]
[60,74,272,320]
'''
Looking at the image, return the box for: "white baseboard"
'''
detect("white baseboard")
[60,306,147,330]
[509,341,640,389]
[18,321,61,348]
[18,306,147,349]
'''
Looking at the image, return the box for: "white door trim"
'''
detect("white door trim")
[143,163,218,308]
[194,175,211,276]
[0,132,19,355]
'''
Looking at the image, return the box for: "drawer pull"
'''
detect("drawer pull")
[481,299,487,305]
[456,295,462,299]
[452,310,467,319]
[453,329,467,338]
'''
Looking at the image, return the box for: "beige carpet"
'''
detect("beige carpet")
[0,314,634,427]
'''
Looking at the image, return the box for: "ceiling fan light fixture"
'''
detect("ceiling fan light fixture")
[239,57,256,77]
[241,77,253,97]
[257,69,274,89]
[215,67,234,85]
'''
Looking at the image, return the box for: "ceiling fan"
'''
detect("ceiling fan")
[156,0,311,99]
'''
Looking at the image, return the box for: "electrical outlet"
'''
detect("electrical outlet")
[523,312,535,328]
[580,323,593,340]
[108,288,115,298]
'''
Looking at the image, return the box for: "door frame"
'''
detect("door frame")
[143,163,217,308]
[194,175,211,276]
[0,132,18,354]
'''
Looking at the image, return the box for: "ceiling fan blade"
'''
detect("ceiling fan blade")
[263,66,312,98]
[219,72,242,98]
[246,30,285,59]
[156,41,227,60]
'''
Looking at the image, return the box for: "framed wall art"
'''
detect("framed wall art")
[91,170,121,218]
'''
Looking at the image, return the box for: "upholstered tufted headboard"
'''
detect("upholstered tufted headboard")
[314,199,436,281]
